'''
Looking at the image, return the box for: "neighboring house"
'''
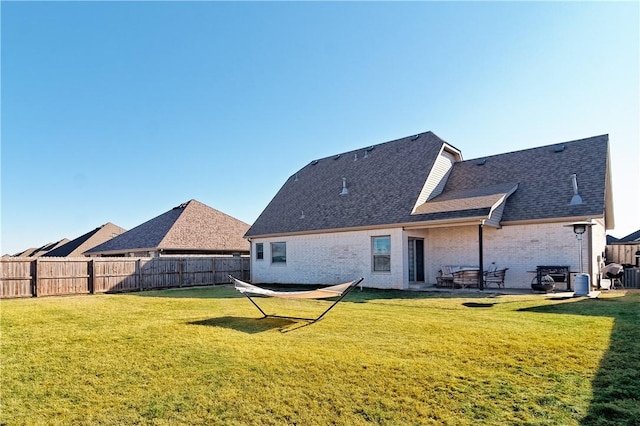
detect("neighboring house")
[245,131,613,290]
[42,223,126,257]
[11,239,70,257]
[606,229,640,267]
[85,199,250,257]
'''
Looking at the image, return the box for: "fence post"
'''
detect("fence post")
[88,259,95,294]
[32,259,39,297]
[212,258,216,285]
[137,259,143,292]
[178,258,183,288]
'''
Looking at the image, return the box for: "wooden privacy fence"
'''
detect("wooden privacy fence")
[606,243,640,267]
[0,257,250,299]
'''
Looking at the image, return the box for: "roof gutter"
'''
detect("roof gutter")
[245,216,491,240]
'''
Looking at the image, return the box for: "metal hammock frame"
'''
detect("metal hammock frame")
[229,276,364,323]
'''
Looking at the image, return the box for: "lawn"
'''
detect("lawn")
[1,286,638,425]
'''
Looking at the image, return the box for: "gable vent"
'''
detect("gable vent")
[554,144,566,153]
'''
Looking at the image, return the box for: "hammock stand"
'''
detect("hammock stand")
[229,276,364,323]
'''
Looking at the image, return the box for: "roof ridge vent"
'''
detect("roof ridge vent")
[354,153,358,161]
[340,177,349,196]
[364,150,369,159]
[334,154,341,160]
[569,173,584,205]
[411,134,420,141]
[554,144,566,153]
[476,159,486,166]
[311,160,319,165]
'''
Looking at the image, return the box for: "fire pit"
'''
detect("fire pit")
[532,274,555,292]
[532,265,570,292]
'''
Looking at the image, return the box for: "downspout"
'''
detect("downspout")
[587,221,594,288]
[479,221,484,290]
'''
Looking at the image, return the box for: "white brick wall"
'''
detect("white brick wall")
[250,228,405,289]
[249,220,607,290]
[426,220,606,289]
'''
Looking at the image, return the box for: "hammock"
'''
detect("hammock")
[229,276,364,323]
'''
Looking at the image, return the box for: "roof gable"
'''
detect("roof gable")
[442,135,610,224]
[86,200,250,255]
[43,223,126,257]
[246,132,612,238]
[245,132,448,237]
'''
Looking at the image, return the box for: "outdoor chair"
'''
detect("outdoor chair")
[483,268,508,289]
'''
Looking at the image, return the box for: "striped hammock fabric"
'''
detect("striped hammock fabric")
[231,277,356,299]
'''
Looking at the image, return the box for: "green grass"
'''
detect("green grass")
[1,287,638,425]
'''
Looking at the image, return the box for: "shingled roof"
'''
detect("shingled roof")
[246,132,612,238]
[246,131,449,237]
[43,223,126,257]
[441,135,611,224]
[12,238,70,257]
[85,199,250,256]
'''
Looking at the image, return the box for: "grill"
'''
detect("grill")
[536,265,571,291]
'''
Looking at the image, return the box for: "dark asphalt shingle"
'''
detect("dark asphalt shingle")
[246,132,610,237]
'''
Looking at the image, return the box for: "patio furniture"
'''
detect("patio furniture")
[484,268,508,289]
[452,269,480,289]
[437,265,477,288]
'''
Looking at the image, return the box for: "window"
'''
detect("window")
[271,242,286,264]
[256,243,264,260]
[372,236,391,272]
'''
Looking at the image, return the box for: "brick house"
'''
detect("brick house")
[85,200,250,257]
[245,131,613,290]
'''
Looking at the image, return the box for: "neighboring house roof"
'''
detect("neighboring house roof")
[13,239,70,257]
[42,223,126,257]
[609,229,640,244]
[13,247,39,257]
[246,132,612,238]
[85,199,250,255]
[607,235,620,245]
[31,239,71,257]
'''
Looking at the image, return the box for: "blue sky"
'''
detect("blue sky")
[1,1,638,255]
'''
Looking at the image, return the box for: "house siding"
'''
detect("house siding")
[249,219,607,290]
[412,149,456,213]
[250,228,406,289]
[425,220,606,289]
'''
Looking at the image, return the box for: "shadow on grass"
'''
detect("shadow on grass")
[519,292,640,425]
[189,316,297,334]
[462,302,495,308]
